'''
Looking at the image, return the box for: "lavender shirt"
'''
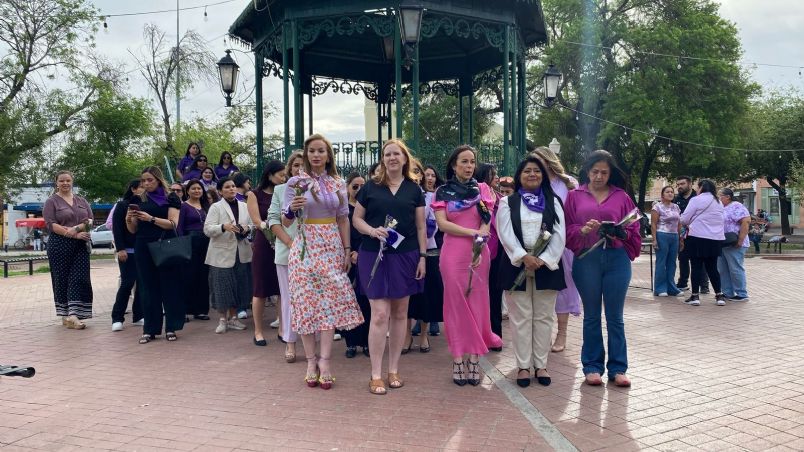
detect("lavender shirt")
[564,184,642,260]
[652,202,681,234]
[283,174,349,219]
[680,193,725,241]
[723,201,750,247]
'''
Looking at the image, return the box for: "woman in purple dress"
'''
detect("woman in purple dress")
[246,160,285,346]
[176,142,200,180]
[182,154,210,182]
[177,179,211,321]
[530,146,581,353]
[215,152,240,180]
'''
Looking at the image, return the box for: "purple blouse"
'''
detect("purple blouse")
[564,184,641,260]
[177,155,195,175]
[182,169,202,182]
[680,193,724,241]
[214,164,239,180]
[43,194,93,230]
[723,201,750,247]
[652,202,681,234]
[177,202,207,236]
[283,174,349,219]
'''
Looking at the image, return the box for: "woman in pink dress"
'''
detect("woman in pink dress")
[432,145,502,387]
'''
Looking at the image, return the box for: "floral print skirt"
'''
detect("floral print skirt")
[288,222,364,335]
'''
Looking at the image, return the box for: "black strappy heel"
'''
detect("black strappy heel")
[452,361,467,386]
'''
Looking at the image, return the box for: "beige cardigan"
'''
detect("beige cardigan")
[203,198,253,268]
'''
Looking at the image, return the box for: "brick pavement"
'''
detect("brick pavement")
[1,256,803,451]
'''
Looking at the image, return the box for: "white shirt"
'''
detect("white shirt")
[496,195,566,271]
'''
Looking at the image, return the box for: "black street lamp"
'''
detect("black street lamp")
[398,4,424,69]
[543,63,562,107]
[217,50,240,107]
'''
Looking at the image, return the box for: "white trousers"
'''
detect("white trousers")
[276,265,298,343]
[505,285,557,370]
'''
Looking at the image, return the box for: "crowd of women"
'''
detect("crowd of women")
[58,132,765,393]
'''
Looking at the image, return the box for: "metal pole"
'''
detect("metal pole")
[468,92,474,145]
[511,36,518,158]
[377,100,383,150]
[502,26,511,176]
[282,27,290,154]
[255,55,264,176]
[458,94,464,143]
[175,0,180,143]
[412,43,420,152]
[394,21,402,140]
[308,92,313,135]
[388,98,393,140]
[292,21,302,148]
[520,59,527,152]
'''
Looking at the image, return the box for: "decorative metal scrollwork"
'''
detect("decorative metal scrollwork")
[261,60,284,79]
[299,14,394,48]
[311,77,378,101]
[473,67,504,91]
[420,16,506,51]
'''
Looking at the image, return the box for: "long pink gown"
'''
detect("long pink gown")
[432,183,503,357]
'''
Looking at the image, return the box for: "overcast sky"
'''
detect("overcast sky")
[88,0,804,144]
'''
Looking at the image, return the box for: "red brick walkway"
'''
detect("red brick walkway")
[1,255,803,451]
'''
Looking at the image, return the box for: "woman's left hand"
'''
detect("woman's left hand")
[415,258,426,280]
[342,251,351,272]
[76,232,90,241]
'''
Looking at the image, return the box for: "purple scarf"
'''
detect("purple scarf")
[518,188,545,213]
[147,187,169,207]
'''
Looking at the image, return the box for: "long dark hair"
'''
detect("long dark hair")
[218,151,234,167]
[474,163,496,185]
[513,157,560,228]
[424,164,445,191]
[697,179,719,203]
[122,179,141,202]
[232,172,250,190]
[578,150,628,190]
[184,142,199,157]
[187,154,208,172]
[445,144,476,180]
[183,179,211,211]
[257,159,286,191]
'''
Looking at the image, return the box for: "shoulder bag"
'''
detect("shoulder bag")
[147,221,192,267]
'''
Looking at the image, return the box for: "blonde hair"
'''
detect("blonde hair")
[138,166,170,201]
[284,150,304,179]
[530,146,575,190]
[303,134,340,178]
[373,138,417,186]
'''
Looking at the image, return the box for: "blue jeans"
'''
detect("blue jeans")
[654,232,681,295]
[573,247,631,378]
[718,246,748,298]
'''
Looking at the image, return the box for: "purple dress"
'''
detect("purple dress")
[551,176,582,316]
[251,189,280,298]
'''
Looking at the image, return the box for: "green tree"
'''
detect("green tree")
[742,92,804,235]
[56,89,155,201]
[528,0,757,206]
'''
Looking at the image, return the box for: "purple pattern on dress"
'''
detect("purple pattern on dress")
[723,201,750,247]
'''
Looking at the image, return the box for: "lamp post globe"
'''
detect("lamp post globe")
[543,64,562,107]
[549,138,561,155]
[217,50,240,107]
[398,4,424,45]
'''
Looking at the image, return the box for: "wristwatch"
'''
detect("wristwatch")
[149,217,156,224]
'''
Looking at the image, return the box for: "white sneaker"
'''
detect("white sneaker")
[215,319,227,334]
[132,319,144,326]
[657,292,669,297]
[270,319,280,328]
[333,333,342,341]
[112,322,124,332]
[228,318,247,330]
[717,299,726,306]
[237,310,249,320]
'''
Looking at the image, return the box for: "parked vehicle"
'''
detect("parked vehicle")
[90,224,114,248]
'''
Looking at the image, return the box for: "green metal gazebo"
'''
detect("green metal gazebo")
[227,0,547,175]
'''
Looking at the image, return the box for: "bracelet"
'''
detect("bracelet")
[419,252,427,258]
[344,246,351,251]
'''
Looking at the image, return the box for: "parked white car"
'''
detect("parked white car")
[90,224,114,248]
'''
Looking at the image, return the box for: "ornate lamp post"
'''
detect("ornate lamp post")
[217,50,240,107]
[549,137,561,155]
[398,3,424,150]
[543,63,562,107]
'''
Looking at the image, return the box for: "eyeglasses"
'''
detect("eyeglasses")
[351,184,363,190]
[198,159,207,162]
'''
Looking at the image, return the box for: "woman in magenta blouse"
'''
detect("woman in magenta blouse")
[565,151,641,387]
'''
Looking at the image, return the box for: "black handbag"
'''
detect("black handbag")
[147,222,192,267]
[722,232,739,247]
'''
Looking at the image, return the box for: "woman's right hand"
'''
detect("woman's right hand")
[371,227,389,240]
[117,250,128,262]
[289,195,306,212]
[581,219,601,235]
[76,232,90,241]
[652,239,659,249]
[350,250,358,265]
[223,223,239,233]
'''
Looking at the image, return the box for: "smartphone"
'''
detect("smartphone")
[128,204,141,211]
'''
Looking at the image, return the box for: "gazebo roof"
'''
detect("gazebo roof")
[228,0,547,83]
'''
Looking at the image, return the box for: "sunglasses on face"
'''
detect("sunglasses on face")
[198,159,207,162]
[351,184,363,190]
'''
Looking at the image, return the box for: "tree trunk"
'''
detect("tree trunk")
[766,176,792,235]
[158,98,174,155]
[637,145,657,211]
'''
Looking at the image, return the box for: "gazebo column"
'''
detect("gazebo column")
[282,27,290,155]
[519,59,527,151]
[459,76,472,144]
[468,92,474,145]
[292,20,303,148]
[412,44,420,152]
[502,25,512,176]
[512,36,519,159]
[394,20,402,139]
[458,94,464,143]
[255,54,264,175]
[308,91,313,135]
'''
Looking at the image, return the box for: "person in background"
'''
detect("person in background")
[717,188,751,302]
[207,186,220,205]
[269,150,304,363]
[282,134,363,390]
[176,142,200,179]
[32,228,43,251]
[111,179,145,331]
[126,166,184,344]
[204,178,253,334]
[200,167,217,191]
[475,163,504,350]
[342,172,371,359]
[215,152,240,180]
[530,145,581,353]
[182,154,210,182]
[674,176,709,293]
[170,183,185,199]
[748,217,764,254]
[231,172,253,319]
[651,186,683,297]
[680,180,726,307]
[433,145,502,387]
[496,156,566,388]
[499,177,515,197]
[177,179,212,321]
[246,160,285,346]
[43,170,94,330]
[565,150,641,387]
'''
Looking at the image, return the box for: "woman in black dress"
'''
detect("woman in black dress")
[342,172,371,358]
[126,166,184,344]
[246,160,285,346]
[111,179,145,331]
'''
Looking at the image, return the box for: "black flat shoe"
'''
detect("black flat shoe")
[193,314,210,320]
[535,368,551,386]
[516,369,531,388]
[345,346,357,358]
[362,347,370,357]
[277,335,286,344]
[489,346,502,352]
[253,336,267,346]
[452,361,467,386]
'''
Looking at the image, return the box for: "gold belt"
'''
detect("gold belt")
[305,217,336,225]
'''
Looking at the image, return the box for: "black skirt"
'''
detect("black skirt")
[407,252,444,323]
[684,235,722,258]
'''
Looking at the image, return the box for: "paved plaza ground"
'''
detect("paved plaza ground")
[1,253,804,451]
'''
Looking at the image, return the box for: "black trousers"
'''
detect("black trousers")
[678,246,709,290]
[691,256,721,295]
[183,233,210,316]
[135,239,185,335]
[112,254,142,323]
[341,267,371,348]
[488,248,504,338]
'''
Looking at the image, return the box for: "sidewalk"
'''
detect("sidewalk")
[1,257,803,451]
